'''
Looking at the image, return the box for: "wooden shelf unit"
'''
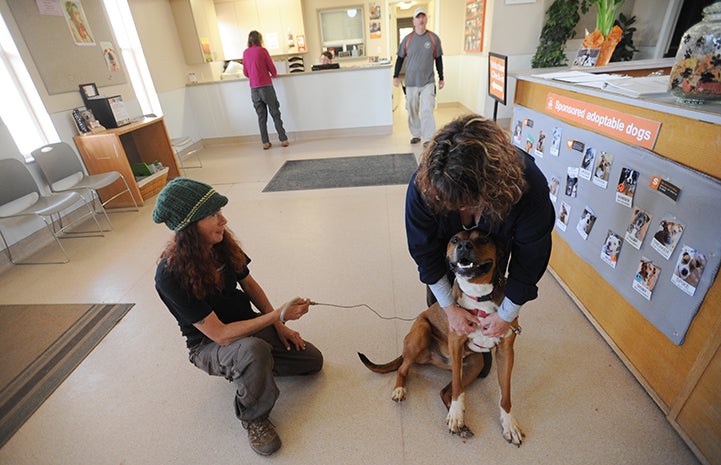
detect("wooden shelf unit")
[73,116,181,208]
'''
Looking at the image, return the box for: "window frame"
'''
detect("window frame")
[318,6,366,59]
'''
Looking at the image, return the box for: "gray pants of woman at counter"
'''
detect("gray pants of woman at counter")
[251,85,288,145]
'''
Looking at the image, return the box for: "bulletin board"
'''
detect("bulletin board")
[7,0,126,95]
[511,105,721,345]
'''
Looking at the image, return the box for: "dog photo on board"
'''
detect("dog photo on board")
[616,167,639,207]
[672,245,707,296]
[548,176,560,203]
[579,147,596,180]
[557,201,571,231]
[601,230,623,268]
[550,126,562,156]
[565,169,579,198]
[651,218,684,259]
[625,207,652,249]
[633,257,661,300]
[576,206,596,239]
[535,130,546,157]
[592,151,613,188]
[513,120,522,145]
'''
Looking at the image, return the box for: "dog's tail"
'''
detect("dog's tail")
[357,352,403,373]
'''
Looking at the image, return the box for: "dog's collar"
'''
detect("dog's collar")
[463,289,495,303]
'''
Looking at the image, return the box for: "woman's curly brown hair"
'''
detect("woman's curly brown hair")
[415,114,528,224]
[160,224,248,300]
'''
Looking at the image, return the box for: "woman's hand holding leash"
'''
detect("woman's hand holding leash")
[276,297,311,351]
[279,297,310,323]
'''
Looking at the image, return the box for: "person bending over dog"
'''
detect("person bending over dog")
[153,178,323,456]
[406,114,555,344]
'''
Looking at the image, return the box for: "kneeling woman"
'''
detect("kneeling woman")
[153,178,323,456]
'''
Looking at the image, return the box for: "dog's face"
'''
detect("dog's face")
[655,220,683,245]
[628,209,650,237]
[595,155,610,178]
[676,251,707,286]
[603,234,621,256]
[446,230,497,283]
[639,261,658,287]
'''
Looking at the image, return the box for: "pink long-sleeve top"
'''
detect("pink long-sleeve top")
[242,45,277,88]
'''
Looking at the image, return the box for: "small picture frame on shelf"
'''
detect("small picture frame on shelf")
[72,106,104,135]
[78,82,99,101]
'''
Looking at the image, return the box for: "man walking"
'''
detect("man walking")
[393,7,444,147]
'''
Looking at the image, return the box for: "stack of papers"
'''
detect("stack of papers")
[600,76,670,98]
[531,71,670,98]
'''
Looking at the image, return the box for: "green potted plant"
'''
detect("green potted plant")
[532,0,590,68]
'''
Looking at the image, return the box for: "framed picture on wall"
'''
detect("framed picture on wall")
[78,82,98,101]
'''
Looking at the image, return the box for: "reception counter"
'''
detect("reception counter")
[184,64,393,141]
[513,69,720,465]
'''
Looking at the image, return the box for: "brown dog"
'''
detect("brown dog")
[358,230,523,444]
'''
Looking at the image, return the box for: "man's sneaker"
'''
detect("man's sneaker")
[241,417,281,456]
[410,137,421,144]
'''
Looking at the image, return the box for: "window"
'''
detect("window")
[103,0,162,117]
[0,14,59,161]
[319,7,365,58]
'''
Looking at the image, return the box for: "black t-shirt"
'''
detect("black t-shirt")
[155,255,256,348]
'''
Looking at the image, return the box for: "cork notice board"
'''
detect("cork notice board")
[7,0,127,95]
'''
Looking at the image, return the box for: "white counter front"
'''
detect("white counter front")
[185,64,393,140]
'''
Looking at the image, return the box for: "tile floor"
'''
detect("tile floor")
[0,97,700,464]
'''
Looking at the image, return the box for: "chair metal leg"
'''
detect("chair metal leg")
[0,218,70,265]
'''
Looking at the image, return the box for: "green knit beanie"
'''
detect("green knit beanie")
[152,177,228,232]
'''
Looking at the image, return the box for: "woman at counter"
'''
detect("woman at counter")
[242,30,289,150]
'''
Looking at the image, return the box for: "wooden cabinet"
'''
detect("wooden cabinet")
[170,0,225,64]
[73,116,181,208]
[215,0,305,57]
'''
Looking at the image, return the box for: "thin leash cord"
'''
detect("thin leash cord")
[309,301,417,322]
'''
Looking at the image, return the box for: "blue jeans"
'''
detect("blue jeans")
[251,85,288,144]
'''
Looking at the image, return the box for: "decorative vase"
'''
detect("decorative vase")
[668,2,721,104]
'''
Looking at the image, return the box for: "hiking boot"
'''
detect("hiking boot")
[262,142,272,150]
[241,417,281,456]
[281,140,289,147]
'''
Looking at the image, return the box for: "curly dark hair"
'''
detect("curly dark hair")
[160,224,248,300]
[415,114,527,224]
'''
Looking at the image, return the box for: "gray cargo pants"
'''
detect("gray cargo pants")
[188,325,323,421]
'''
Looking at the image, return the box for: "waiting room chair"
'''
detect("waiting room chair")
[0,158,103,264]
[31,142,138,231]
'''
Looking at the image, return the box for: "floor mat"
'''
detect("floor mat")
[262,153,418,192]
[0,303,133,447]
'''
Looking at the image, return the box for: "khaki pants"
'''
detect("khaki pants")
[405,82,436,143]
[189,326,323,421]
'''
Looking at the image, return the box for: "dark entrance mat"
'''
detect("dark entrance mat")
[0,303,134,447]
[262,153,418,192]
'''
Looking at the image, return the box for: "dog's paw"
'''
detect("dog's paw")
[446,395,467,435]
[450,425,474,439]
[500,409,523,446]
[391,387,407,402]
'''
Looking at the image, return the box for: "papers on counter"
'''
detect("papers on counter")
[531,71,670,98]
[600,75,670,98]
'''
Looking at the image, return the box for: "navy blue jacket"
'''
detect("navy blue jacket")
[405,148,555,306]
